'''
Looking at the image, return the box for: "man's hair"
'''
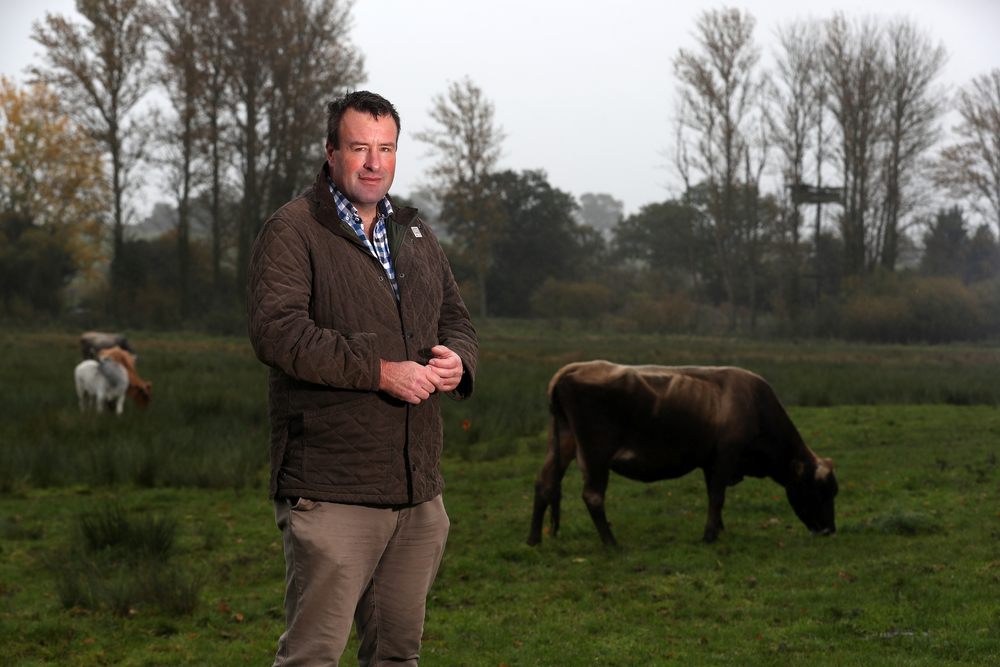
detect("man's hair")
[326,91,400,149]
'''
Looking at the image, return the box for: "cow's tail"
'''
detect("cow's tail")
[527,364,575,545]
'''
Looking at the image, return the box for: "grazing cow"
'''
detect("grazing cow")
[75,357,130,415]
[527,360,838,547]
[97,346,152,408]
[80,331,133,360]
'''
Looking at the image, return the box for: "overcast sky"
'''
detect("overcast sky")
[2,0,999,219]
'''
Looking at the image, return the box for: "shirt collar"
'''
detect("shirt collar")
[327,177,393,224]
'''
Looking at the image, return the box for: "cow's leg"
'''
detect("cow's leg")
[702,467,728,543]
[528,416,575,546]
[114,394,125,415]
[581,464,617,546]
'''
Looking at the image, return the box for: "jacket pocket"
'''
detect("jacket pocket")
[299,395,398,488]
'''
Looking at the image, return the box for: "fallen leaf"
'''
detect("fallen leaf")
[236,613,244,622]
[778,542,785,547]
[83,638,95,645]
[219,603,230,613]
[573,557,587,563]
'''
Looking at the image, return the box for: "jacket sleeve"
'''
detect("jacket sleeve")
[434,240,478,401]
[246,212,381,391]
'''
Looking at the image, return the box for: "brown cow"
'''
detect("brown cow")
[80,331,133,360]
[97,346,152,409]
[527,361,838,547]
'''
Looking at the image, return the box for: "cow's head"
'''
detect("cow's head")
[127,381,153,409]
[786,458,838,536]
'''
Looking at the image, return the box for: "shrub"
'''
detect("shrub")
[620,291,692,334]
[840,274,988,343]
[840,293,914,343]
[530,279,615,323]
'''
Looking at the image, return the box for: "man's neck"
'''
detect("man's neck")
[356,208,377,240]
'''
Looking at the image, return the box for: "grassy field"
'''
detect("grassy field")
[1,325,999,665]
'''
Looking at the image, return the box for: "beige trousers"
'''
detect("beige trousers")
[272,495,450,667]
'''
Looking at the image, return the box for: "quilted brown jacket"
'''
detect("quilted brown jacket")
[246,164,478,505]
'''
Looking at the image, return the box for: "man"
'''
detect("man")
[246,90,477,667]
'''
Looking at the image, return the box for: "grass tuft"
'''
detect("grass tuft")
[843,507,942,536]
[47,501,201,618]
[77,501,177,562]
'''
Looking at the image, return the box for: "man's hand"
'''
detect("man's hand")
[427,345,464,393]
[379,359,443,404]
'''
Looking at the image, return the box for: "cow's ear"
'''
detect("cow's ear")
[792,460,806,478]
[822,458,834,471]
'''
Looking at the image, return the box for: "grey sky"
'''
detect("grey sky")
[2,0,999,218]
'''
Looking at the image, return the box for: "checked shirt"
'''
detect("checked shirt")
[328,178,399,300]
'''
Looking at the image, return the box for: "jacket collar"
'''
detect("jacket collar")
[309,162,419,233]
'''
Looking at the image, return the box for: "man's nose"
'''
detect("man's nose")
[364,150,380,171]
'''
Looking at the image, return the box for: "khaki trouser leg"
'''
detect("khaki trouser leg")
[272,496,449,667]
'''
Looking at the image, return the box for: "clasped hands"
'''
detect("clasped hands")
[379,345,463,405]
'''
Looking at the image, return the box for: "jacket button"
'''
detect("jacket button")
[378,276,384,281]
[406,332,413,339]
[411,464,417,472]
[398,272,405,278]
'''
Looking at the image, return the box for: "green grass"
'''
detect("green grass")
[1,326,999,664]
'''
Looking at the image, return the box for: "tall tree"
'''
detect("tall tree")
[220,0,364,293]
[877,18,947,270]
[771,18,823,317]
[613,197,708,294]
[673,7,766,330]
[0,79,107,315]
[414,77,507,319]
[265,0,365,214]
[936,69,1000,237]
[822,13,886,278]
[30,0,154,290]
[484,170,600,317]
[921,206,968,278]
[577,193,623,242]
[195,0,232,298]
[151,0,209,317]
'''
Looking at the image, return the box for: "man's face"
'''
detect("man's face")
[326,108,397,217]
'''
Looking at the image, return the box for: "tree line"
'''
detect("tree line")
[418,12,1000,342]
[1,3,999,342]
[3,0,363,328]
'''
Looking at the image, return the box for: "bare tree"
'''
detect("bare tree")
[219,0,281,293]
[771,18,824,317]
[822,13,887,278]
[876,18,947,270]
[196,0,233,297]
[151,0,210,317]
[936,69,1000,236]
[414,77,507,319]
[221,0,364,293]
[265,0,365,214]
[30,0,154,290]
[673,7,766,330]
